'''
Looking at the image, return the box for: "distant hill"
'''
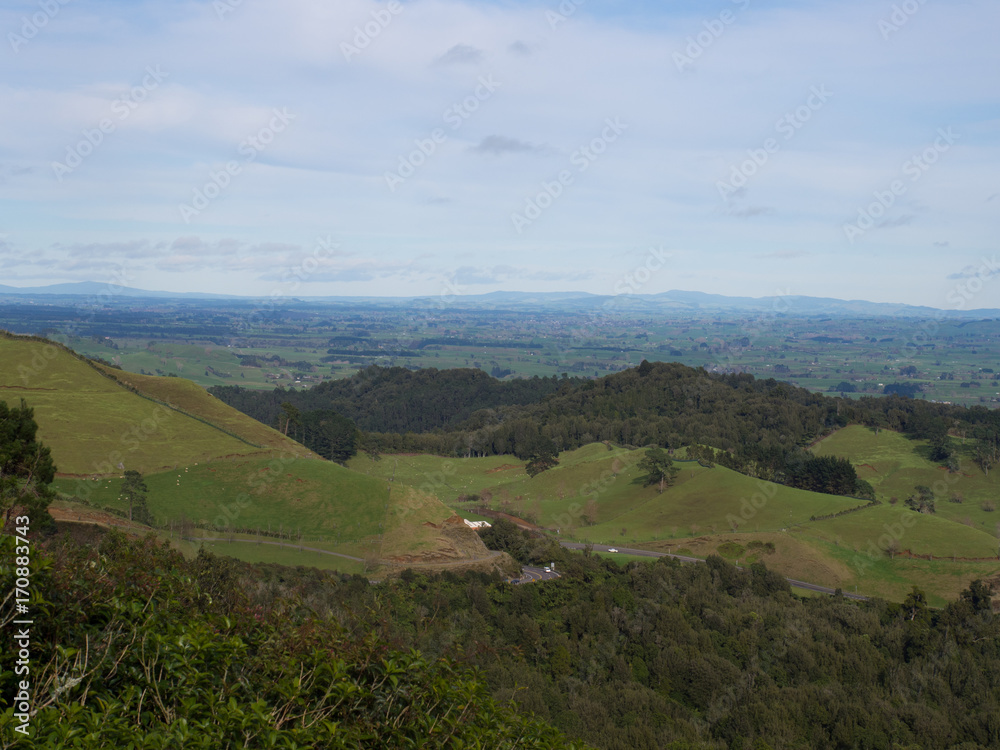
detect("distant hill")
[0,281,238,299]
[2,282,998,317]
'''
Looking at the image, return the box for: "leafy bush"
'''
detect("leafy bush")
[0,533,582,749]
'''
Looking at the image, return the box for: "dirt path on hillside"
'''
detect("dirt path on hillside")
[185,537,365,562]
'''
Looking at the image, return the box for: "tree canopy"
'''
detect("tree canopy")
[637,445,679,491]
[0,398,56,527]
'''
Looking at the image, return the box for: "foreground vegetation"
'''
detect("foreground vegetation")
[0,532,581,748]
[6,527,997,749]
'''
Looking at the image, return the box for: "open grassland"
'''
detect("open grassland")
[0,335,477,569]
[47,500,371,575]
[813,425,1000,537]
[640,531,1000,605]
[353,445,864,540]
[178,538,367,575]
[54,456,389,542]
[569,464,862,543]
[0,336,269,474]
[66,337,337,390]
[796,502,999,559]
[93,363,312,455]
[807,536,1000,606]
[355,440,1000,602]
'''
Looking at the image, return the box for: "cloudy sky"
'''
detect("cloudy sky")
[1,0,997,307]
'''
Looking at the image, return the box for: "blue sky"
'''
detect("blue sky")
[0,0,997,307]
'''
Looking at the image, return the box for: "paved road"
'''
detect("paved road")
[515,565,561,584]
[560,542,868,601]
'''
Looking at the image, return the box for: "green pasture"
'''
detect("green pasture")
[813,425,1000,535]
[0,336,262,474]
[55,456,389,541]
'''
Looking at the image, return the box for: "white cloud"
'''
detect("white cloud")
[0,0,996,304]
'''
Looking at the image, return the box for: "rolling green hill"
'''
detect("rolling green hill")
[1,332,493,573]
[0,333,305,475]
[351,439,1000,603]
[350,445,864,537]
[813,425,1000,534]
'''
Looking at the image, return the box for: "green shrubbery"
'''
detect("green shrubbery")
[0,533,583,749]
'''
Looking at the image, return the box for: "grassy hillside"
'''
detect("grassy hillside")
[351,445,864,539]
[93,362,311,453]
[0,335,276,475]
[2,333,490,573]
[53,456,387,538]
[813,425,1000,536]
[352,440,1000,602]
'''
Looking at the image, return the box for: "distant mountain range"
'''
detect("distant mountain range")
[0,281,239,300]
[1,282,997,318]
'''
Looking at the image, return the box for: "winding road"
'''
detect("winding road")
[515,565,561,583]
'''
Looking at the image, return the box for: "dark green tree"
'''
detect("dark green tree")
[638,446,679,492]
[974,437,1000,477]
[278,401,301,437]
[120,470,152,525]
[301,410,358,463]
[905,485,935,514]
[928,432,951,462]
[526,437,559,477]
[0,398,56,528]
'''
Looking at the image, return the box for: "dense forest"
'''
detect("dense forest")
[11,526,996,749]
[210,366,579,433]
